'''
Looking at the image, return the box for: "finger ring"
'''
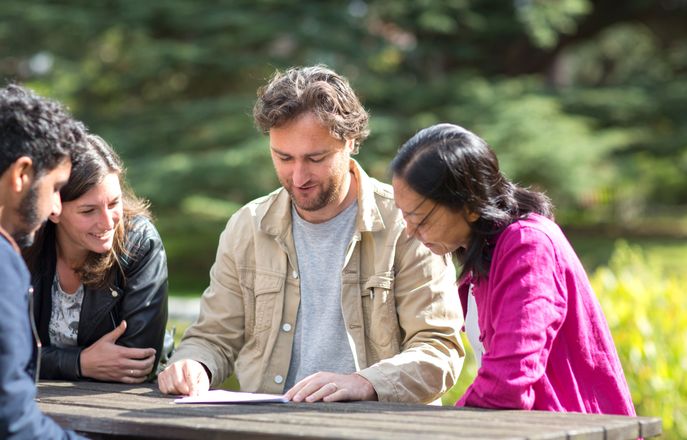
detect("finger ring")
[130,369,134,375]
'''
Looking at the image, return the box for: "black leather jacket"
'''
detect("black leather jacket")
[30,216,168,380]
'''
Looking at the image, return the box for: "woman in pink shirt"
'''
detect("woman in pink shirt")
[391,123,635,415]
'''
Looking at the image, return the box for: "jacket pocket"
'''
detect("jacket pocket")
[361,272,399,348]
[253,274,282,334]
[240,269,284,342]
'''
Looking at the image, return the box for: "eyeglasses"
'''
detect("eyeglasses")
[28,286,42,385]
[403,199,439,237]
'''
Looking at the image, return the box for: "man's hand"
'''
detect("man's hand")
[79,320,156,384]
[284,372,378,402]
[157,359,210,396]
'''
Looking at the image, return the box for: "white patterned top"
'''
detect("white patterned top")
[49,274,84,348]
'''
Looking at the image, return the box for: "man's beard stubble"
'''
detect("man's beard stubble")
[287,181,338,212]
[13,184,42,248]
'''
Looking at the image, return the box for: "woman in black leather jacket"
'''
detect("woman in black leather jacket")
[24,134,168,383]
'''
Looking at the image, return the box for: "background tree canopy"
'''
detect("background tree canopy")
[2,0,686,288]
[3,1,687,436]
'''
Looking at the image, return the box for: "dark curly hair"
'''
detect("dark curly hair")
[0,84,85,176]
[253,65,369,153]
[391,123,553,279]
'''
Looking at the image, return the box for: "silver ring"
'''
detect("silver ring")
[130,369,134,375]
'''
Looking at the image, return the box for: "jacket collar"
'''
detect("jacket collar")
[0,224,21,253]
[259,159,386,237]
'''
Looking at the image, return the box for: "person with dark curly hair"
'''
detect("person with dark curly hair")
[391,123,635,415]
[0,83,86,439]
[159,66,465,404]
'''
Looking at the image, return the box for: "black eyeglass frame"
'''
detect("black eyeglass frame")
[403,199,439,236]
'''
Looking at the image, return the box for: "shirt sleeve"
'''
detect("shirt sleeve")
[0,246,83,439]
[457,226,567,409]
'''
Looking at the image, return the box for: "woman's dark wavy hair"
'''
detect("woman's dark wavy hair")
[24,134,150,288]
[391,123,553,280]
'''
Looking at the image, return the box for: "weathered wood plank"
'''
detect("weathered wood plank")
[37,397,580,440]
[40,401,563,440]
[36,381,662,440]
[638,416,663,438]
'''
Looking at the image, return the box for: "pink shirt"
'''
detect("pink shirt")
[456,214,635,415]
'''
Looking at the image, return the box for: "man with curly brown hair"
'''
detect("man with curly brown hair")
[159,66,464,404]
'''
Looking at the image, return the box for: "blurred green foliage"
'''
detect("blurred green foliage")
[2,0,686,220]
[593,243,686,439]
[2,1,686,431]
[2,0,687,288]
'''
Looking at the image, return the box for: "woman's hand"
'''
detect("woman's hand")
[79,320,156,383]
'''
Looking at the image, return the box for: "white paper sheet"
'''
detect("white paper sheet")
[174,389,288,404]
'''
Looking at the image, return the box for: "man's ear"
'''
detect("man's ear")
[9,156,35,193]
[344,138,355,153]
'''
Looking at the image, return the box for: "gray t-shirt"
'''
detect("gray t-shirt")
[285,201,358,389]
[49,274,84,348]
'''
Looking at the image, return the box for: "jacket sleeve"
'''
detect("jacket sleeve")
[116,217,169,372]
[457,227,567,409]
[169,215,244,387]
[0,247,83,439]
[40,346,82,380]
[357,230,465,403]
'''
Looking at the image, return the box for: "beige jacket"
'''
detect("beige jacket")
[172,160,465,403]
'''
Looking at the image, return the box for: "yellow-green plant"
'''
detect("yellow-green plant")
[441,334,477,406]
[591,241,686,439]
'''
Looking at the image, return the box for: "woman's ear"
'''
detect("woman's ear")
[465,209,480,223]
[48,212,61,224]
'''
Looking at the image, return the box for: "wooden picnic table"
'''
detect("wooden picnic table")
[37,381,661,440]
